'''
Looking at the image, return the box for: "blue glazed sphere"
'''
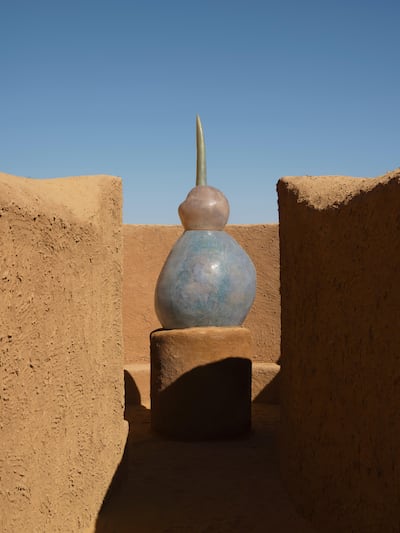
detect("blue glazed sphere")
[155,230,256,329]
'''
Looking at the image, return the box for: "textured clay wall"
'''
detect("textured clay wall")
[0,172,127,533]
[123,224,280,364]
[278,170,400,532]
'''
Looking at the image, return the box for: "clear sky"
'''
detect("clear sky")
[1,0,399,224]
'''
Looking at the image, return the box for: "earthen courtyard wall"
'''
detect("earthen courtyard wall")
[0,173,127,533]
[278,170,400,533]
[6,166,400,533]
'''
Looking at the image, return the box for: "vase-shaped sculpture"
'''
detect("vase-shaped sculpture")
[155,116,256,329]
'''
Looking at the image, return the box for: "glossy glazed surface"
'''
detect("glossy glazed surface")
[155,230,256,328]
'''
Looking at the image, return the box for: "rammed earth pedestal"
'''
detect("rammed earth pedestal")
[150,327,252,440]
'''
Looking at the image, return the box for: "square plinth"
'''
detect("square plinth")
[150,327,252,440]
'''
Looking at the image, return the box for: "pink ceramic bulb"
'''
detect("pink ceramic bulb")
[178,185,229,230]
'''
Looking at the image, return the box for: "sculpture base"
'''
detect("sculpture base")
[150,327,252,440]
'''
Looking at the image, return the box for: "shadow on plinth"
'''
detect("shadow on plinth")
[151,357,251,440]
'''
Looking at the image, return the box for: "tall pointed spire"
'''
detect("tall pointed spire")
[196,115,207,186]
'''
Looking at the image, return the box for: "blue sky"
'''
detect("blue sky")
[1,0,399,224]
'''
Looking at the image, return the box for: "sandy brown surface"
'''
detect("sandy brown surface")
[278,169,400,532]
[1,172,127,533]
[95,405,316,533]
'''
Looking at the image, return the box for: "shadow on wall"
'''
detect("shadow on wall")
[253,373,280,404]
[124,370,142,407]
[96,375,146,517]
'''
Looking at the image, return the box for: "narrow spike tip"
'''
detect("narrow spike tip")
[196,115,207,186]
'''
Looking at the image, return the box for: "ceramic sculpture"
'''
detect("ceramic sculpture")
[154,116,256,329]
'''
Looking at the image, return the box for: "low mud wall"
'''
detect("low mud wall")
[123,224,280,364]
[278,170,400,533]
[0,173,127,533]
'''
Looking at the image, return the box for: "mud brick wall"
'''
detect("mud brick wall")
[278,170,400,533]
[0,173,127,533]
